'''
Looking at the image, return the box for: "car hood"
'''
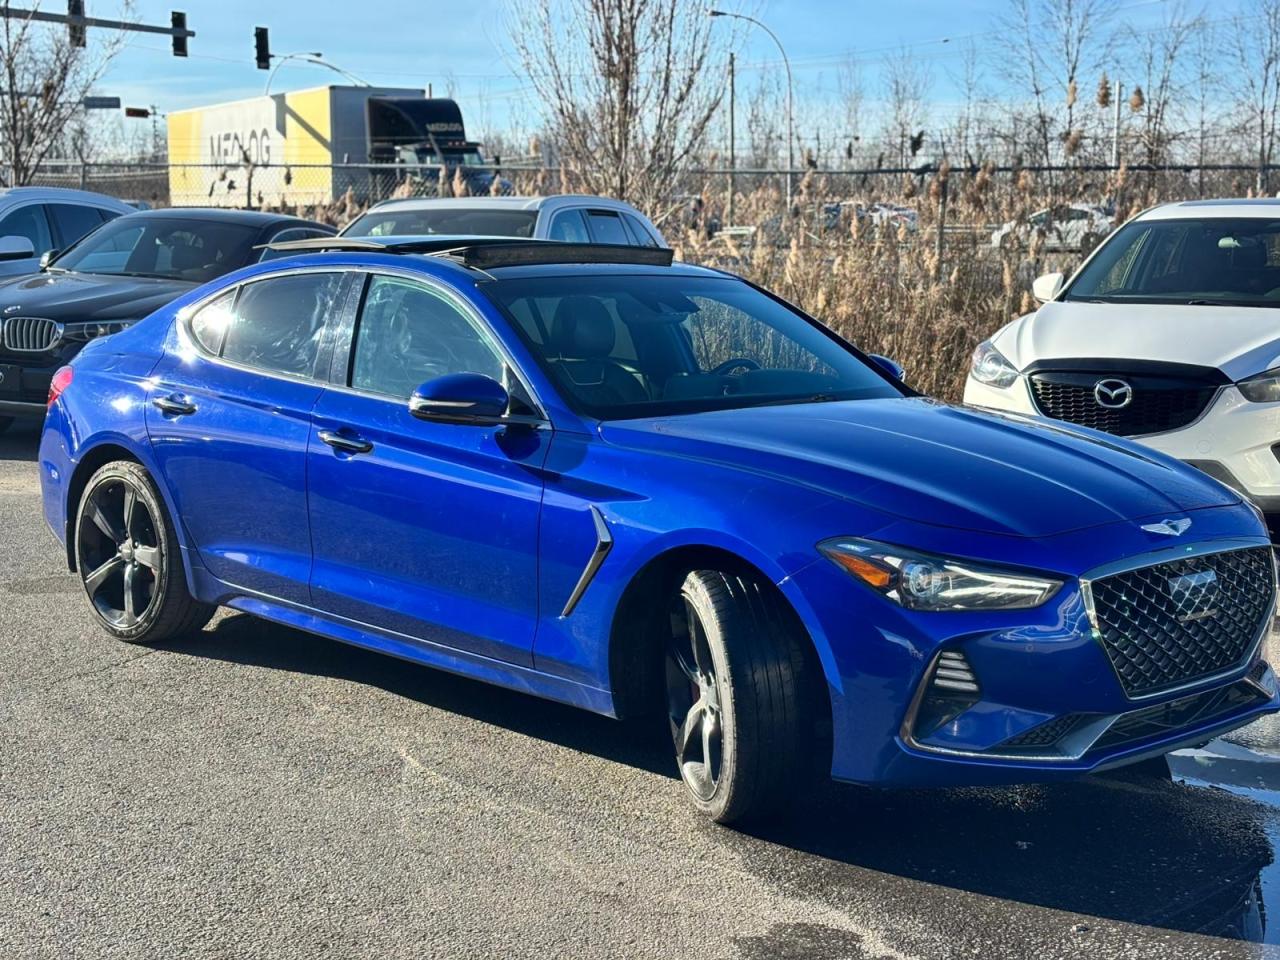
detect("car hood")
[0,271,196,323]
[599,398,1239,539]
[995,299,1280,380]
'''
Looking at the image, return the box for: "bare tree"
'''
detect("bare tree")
[1124,5,1198,172]
[881,48,931,167]
[506,0,731,216]
[0,1,132,186]
[1229,0,1280,192]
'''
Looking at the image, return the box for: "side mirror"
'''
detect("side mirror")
[869,354,905,380]
[39,249,59,270]
[0,236,35,263]
[409,372,509,425]
[1031,272,1064,304]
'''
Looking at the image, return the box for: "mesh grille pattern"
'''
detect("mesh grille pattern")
[1000,713,1085,749]
[1,317,59,352]
[1091,679,1267,751]
[1029,375,1214,436]
[1088,547,1275,698]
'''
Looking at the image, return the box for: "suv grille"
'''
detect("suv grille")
[1,316,60,352]
[1086,547,1275,698]
[1029,372,1216,436]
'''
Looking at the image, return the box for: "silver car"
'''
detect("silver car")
[0,187,137,277]
[341,195,667,247]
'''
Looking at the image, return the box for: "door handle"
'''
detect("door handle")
[319,430,373,455]
[152,394,197,416]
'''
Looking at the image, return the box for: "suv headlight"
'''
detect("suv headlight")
[818,537,1062,611]
[969,340,1019,389]
[62,320,133,342]
[1238,368,1280,403]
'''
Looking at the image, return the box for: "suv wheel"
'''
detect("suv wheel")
[75,461,215,644]
[664,569,812,825]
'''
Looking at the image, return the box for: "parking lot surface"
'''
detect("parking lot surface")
[2,421,1280,959]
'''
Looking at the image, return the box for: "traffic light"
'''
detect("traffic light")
[172,12,188,57]
[124,107,151,119]
[67,0,85,47]
[254,27,270,70]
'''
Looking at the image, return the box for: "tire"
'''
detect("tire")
[74,460,215,644]
[0,416,12,435]
[1080,231,1101,255]
[664,569,814,825]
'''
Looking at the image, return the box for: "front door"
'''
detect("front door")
[307,272,550,665]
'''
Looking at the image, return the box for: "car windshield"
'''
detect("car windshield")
[54,216,260,282]
[483,273,902,420]
[343,208,536,238]
[1065,217,1280,306]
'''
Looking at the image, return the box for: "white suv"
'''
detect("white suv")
[964,198,1280,530]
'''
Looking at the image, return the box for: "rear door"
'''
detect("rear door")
[306,271,550,665]
[146,269,354,603]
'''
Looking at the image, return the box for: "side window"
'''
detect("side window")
[0,204,53,255]
[586,210,631,245]
[257,227,332,262]
[547,209,589,243]
[351,275,505,400]
[622,213,659,247]
[49,204,106,248]
[221,272,345,378]
[187,290,237,356]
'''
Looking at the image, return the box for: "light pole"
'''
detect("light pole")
[265,52,370,96]
[709,9,793,212]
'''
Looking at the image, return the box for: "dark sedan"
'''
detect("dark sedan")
[0,208,333,431]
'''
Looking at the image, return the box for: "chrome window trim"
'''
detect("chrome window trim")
[1078,536,1276,702]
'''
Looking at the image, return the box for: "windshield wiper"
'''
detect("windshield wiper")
[1185,298,1274,307]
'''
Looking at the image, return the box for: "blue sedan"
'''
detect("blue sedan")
[37,237,1280,824]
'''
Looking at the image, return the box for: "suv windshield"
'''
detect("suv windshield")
[344,208,537,238]
[1065,217,1280,306]
[54,216,259,282]
[483,274,901,419]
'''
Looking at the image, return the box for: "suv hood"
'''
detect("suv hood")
[600,398,1239,539]
[996,300,1280,380]
[0,271,195,323]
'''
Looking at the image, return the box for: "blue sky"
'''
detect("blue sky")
[92,0,1241,140]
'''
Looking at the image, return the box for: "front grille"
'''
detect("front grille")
[1091,677,1268,752]
[1029,372,1216,436]
[1,316,60,352]
[1087,547,1275,698]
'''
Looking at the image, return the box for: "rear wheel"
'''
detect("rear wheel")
[75,461,215,644]
[664,569,813,825]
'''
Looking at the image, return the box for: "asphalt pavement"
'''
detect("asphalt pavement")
[3,419,1280,959]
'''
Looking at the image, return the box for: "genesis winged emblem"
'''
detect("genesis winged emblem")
[1140,518,1193,536]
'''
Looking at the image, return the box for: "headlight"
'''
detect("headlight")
[1238,368,1280,403]
[62,320,133,342]
[969,340,1019,389]
[818,537,1062,611]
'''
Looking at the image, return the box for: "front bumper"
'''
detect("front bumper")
[791,519,1280,788]
[962,374,1280,512]
[0,350,63,419]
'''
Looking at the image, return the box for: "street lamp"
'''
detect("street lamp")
[709,9,794,212]
[265,52,370,96]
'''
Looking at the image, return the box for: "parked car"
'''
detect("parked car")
[863,201,919,233]
[0,208,333,433]
[967,197,1280,537]
[0,186,136,278]
[990,202,1112,252]
[40,236,1277,825]
[341,195,666,247]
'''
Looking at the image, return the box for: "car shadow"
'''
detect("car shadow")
[160,611,1277,946]
[157,610,677,779]
[0,421,39,462]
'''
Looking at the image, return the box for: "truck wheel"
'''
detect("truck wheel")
[664,569,812,825]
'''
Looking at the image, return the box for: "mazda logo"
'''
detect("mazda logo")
[1093,378,1133,409]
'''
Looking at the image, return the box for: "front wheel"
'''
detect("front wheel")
[665,569,814,825]
[75,460,215,644]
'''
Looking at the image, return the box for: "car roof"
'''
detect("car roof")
[1138,198,1280,221]
[117,207,330,230]
[0,186,135,211]
[364,195,644,215]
